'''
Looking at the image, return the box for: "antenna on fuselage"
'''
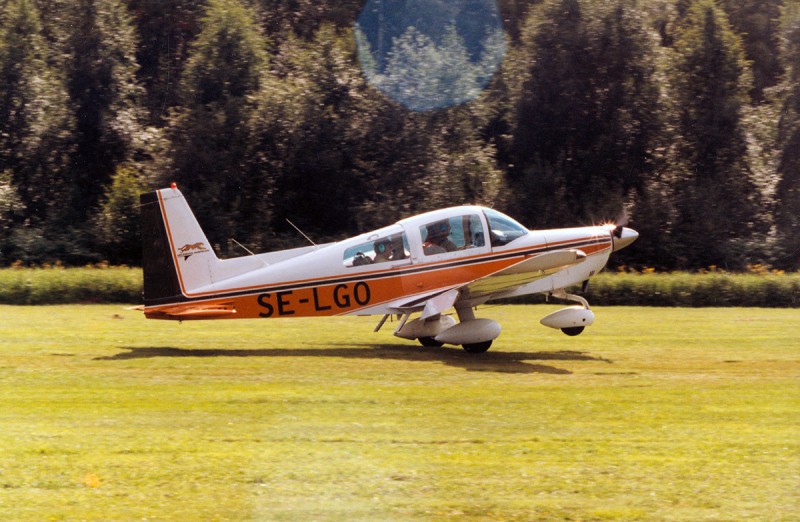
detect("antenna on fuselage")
[230,238,255,256]
[230,237,269,266]
[286,218,317,247]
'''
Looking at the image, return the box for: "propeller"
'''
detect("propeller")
[600,208,629,238]
[612,208,629,239]
[603,208,639,252]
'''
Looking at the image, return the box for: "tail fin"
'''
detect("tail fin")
[141,187,219,306]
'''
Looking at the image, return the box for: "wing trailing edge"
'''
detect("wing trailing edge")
[461,249,587,300]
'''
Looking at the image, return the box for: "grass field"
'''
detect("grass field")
[0,304,797,521]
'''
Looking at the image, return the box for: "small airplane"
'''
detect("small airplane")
[140,185,638,353]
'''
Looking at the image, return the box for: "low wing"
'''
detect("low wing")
[460,249,586,301]
[380,249,586,317]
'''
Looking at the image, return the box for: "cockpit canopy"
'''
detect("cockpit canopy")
[341,206,529,267]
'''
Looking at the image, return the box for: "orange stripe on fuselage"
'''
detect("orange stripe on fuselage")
[145,234,612,320]
[146,254,521,320]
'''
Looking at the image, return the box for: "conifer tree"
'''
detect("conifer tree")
[775,2,800,269]
[63,0,146,222]
[509,0,661,228]
[126,0,206,124]
[256,0,362,41]
[257,25,368,239]
[167,0,268,254]
[721,0,784,104]
[670,0,766,269]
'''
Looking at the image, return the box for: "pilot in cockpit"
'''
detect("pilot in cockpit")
[423,220,457,255]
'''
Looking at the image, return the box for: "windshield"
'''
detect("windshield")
[483,208,528,246]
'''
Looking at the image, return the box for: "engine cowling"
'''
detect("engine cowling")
[540,306,595,330]
[434,318,502,345]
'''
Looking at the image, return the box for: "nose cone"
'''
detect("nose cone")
[612,227,638,252]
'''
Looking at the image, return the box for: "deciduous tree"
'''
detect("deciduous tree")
[0,0,74,262]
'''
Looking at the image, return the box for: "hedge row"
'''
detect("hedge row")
[0,268,798,307]
[0,267,142,305]
[585,271,800,307]
[507,271,800,308]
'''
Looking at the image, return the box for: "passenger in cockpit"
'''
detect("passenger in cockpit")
[373,238,393,263]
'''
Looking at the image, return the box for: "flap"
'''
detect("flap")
[462,249,586,300]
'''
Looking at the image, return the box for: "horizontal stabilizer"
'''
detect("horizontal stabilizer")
[145,302,237,320]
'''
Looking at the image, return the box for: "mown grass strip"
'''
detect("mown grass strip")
[0,305,797,521]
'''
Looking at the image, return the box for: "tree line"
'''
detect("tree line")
[0,0,798,271]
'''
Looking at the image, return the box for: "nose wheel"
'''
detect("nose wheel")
[542,290,594,336]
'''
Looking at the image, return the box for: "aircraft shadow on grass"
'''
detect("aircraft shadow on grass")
[96,345,612,375]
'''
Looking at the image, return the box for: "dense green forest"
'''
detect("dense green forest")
[0,0,798,270]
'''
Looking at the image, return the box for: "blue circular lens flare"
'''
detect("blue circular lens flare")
[356,0,506,111]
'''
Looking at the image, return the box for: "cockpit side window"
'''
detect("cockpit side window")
[483,208,528,246]
[420,215,484,256]
[343,232,409,267]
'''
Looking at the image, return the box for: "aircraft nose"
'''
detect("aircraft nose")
[612,227,638,252]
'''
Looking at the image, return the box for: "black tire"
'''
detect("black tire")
[419,336,444,347]
[462,341,492,353]
[561,326,585,336]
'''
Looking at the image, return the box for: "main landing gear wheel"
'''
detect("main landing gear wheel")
[561,326,585,336]
[418,337,444,347]
[462,341,492,354]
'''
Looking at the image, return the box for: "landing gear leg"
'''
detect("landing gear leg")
[551,290,591,336]
[551,289,590,310]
